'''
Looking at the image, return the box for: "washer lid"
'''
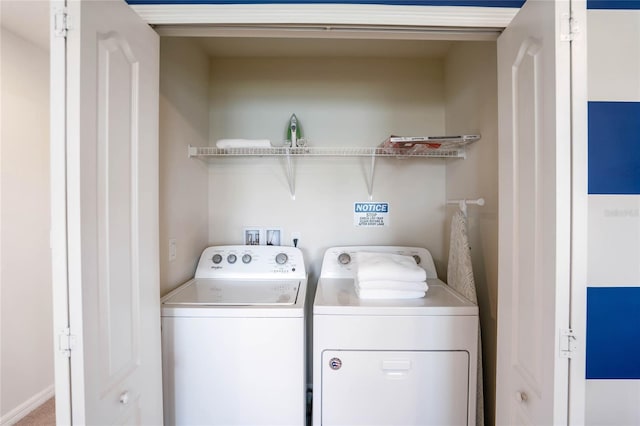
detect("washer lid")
[163,278,301,306]
[313,279,477,316]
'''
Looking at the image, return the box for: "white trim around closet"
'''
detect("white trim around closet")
[131,4,518,28]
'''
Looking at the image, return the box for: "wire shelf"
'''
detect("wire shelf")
[188,136,479,159]
[188,135,480,199]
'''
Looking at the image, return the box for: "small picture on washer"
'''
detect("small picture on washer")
[266,229,281,246]
[244,229,261,245]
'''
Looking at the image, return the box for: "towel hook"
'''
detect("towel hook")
[446,197,485,217]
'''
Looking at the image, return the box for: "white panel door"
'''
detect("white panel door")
[52,0,162,424]
[496,0,575,424]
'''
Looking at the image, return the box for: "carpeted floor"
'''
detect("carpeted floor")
[14,397,55,426]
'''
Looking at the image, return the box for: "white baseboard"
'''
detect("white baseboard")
[0,384,54,426]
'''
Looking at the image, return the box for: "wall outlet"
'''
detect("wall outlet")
[169,238,177,262]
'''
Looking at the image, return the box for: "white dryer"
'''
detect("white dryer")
[313,246,478,426]
[162,245,307,426]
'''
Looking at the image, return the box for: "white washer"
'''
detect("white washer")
[313,246,478,426]
[162,245,307,426]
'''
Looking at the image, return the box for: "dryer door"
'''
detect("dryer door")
[321,350,470,426]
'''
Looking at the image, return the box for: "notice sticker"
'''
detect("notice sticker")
[354,202,389,227]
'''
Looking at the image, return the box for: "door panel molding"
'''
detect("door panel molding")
[96,32,142,394]
[511,37,544,398]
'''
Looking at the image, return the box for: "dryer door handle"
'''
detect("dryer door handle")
[382,360,412,377]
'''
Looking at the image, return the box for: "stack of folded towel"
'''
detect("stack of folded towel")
[354,251,428,299]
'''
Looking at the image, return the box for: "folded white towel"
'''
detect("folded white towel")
[355,252,427,282]
[355,279,428,292]
[355,287,425,299]
[216,139,272,149]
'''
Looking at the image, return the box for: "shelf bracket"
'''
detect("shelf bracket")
[367,153,377,200]
[285,148,296,200]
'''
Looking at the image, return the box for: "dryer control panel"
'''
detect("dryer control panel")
[195,245,306,279]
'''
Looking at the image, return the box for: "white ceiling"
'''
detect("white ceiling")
[1,0,50,50]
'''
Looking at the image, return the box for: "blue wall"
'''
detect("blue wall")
[586,287,640,379]
[588,0,640,9]
[588,102,640,195]
[587,2,640,424]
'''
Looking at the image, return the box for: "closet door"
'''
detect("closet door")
[51,0,162,424]
[496,0,585,424]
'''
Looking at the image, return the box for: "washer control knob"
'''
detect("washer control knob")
[275,253,288,265]
[227,254,237,264]
[242,254,252,264]
[212,254,223,264]
[412,255,421,265]
[338,253,351,265]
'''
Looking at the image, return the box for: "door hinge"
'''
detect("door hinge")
[561,13,580,42]
[53,8,69,38]
[559,328,577,359]
[58,327,76,358]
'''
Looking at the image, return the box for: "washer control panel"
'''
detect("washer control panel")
[195,245,306,279]
[320,246,438,279]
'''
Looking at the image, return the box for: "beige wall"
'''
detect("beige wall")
[444,41,499,426]
[158,38,211,295]
[0,27,53,421]
[207,56,448,281]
